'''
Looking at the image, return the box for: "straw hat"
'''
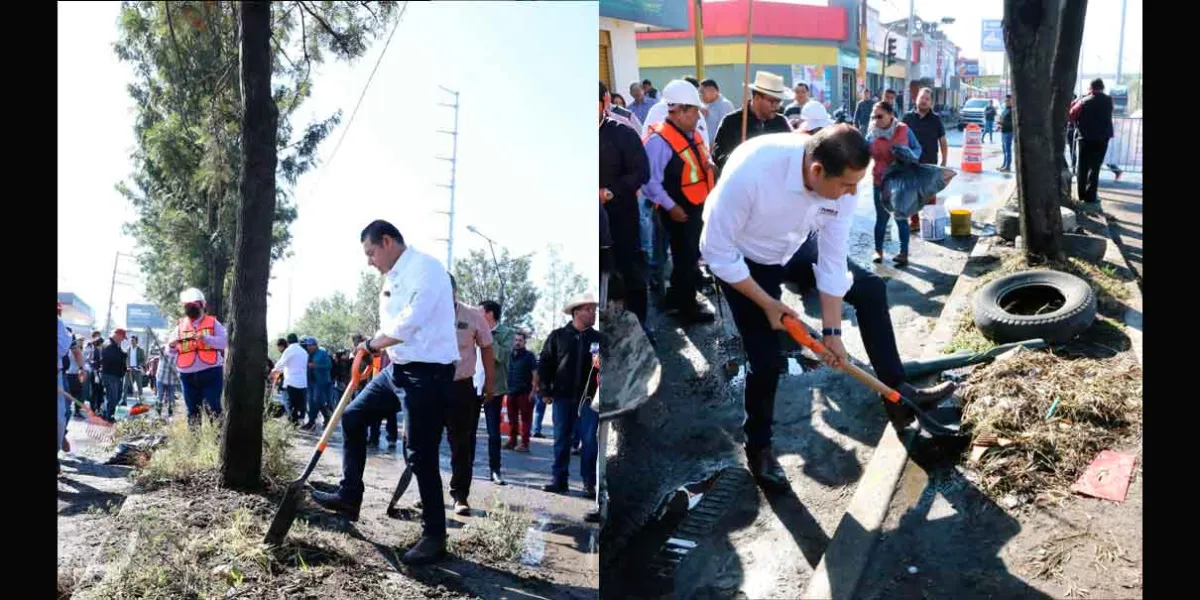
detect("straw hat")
[746,71,792,101]
[562,291,599,315]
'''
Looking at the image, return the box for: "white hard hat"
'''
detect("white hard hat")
[798,101,834,132]
[180,287,206,304]
[662,79,702,108]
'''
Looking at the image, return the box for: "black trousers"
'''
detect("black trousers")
[605,197,648,324]
[718,236,904,451]
[663,200,705,311]
[285,386,306,424]
[1077,139,1109,203]
[446,379,481,503]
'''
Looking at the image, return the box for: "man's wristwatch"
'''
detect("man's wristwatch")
[821,328,842,337]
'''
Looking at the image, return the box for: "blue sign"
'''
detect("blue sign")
[599,0,689,31]
[126,303,169,330]
[981,20,1005,52]
[957,59,980,77]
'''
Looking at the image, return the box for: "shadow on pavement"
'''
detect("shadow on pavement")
[57,476,127,517]
[853,437,1051,600]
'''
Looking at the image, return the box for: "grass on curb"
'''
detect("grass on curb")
[131,415,296,489]
[959,350,1142,503]
[449,497,530,564]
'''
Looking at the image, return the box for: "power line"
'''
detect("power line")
[304,1,409,204]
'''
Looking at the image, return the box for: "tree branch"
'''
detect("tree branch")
[297,1,350,54]
[163,1,195,126]
[360,1,380,25]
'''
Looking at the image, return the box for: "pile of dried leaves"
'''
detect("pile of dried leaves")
[958,349,1142,502]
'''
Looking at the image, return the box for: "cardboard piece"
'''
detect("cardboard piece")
[1070,450,1137,503]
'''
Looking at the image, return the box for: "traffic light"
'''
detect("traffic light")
[885,36,897,67]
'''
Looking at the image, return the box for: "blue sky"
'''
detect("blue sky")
[58,1,598,336]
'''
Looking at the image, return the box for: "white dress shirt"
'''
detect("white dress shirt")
[700,132,857,298]
[376,246,460,366]
[273,343,308,389]
[641,98,711,149]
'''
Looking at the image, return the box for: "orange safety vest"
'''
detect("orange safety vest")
[176,314,219,369]
[647,121,714,205]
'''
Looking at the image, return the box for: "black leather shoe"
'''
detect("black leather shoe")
[584,485,597,500]
[491,471,507,486]
[542,482,569,494]
[310,489,361,521]
[901,381,959,409]
[746,446,789,492]
[401,536,448,565]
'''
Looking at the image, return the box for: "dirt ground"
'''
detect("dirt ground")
[58,410,598,599]
[858,227,1144,600]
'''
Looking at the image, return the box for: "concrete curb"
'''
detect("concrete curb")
[800,238,997,600]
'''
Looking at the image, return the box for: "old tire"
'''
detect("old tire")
[972,270,1096,344]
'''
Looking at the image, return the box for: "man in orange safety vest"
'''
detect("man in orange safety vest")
[167,287,228,424]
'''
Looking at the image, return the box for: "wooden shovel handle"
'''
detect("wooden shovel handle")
[780,315,903,404]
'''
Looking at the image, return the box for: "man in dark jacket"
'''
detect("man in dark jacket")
[504,331,539,452]
[100,329,129,421]
[712,71,793,172]
[600,84,651,326]
[999,95,1015,171]
[853,88,874,132]
[538,292,601,498]
[1072,79,1115,204]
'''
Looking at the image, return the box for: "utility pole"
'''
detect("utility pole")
[857,0,867,96]
[1116,0,1128,84]
[692,0,705,79]
[103,252,120,336]
[905,0,915,98]
[436,86,460,270]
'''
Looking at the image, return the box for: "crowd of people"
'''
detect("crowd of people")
[599,73,959,491]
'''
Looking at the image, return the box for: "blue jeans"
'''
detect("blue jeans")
[873,186,909,255]
[983,120,994,142]
[157,382,177,416]
[58,373,68,455]
[482,396,504,473]
[179,366,223,422]
[339,363,454,540]
[551,399,598,489]
[532,392,546,435]
[102,374,124,420]
[307,382,333,423]
[1001,132,1014,168]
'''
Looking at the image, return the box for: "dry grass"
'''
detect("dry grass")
[131,415,296,488]
[449,497,529,563]
[959,350,1142,500]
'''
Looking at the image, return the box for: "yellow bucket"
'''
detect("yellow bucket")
[950,209,972,237]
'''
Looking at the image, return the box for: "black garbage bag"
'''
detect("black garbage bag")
[880,145,957,219]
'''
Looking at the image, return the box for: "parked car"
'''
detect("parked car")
[957,97,994,131]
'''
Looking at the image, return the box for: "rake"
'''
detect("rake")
[60,387,116,442]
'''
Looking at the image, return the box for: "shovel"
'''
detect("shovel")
[265,349,370,545]
[384,433,414,519]
[780,316,965,438]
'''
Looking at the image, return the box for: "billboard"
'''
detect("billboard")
[981,20,1005,52]
[126,303,169,330]
[599,0,689,31]
[957,59,980,77]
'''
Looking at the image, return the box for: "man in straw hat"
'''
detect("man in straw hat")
[643,79,717,326]
[537,291,601,499]
[700,125,958,491]
[712,71,793,173]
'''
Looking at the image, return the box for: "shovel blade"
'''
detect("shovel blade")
[385,467,414,517]
[899,396,966,438]
[597,309,661,419]
[264,480,306,545]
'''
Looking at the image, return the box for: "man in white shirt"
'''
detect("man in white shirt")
[699,125,957,491]
[310,220,458,566]
[270,334,308,424]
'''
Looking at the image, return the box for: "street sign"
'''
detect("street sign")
[981,20,1005,52]
[126,303,169,330]
[957,58,980,77]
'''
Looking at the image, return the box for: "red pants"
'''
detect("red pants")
[505,392,533,446]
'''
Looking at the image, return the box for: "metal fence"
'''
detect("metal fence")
[1069,117,1143,174]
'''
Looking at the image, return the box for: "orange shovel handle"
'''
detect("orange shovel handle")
[780,315,903,404]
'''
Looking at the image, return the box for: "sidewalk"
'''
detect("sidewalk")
[1098,175,1143,283]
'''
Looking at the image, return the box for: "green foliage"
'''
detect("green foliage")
[114,1,401,319]
[534,244,591,339]
[452,249,539,332]
[286,269,383,351]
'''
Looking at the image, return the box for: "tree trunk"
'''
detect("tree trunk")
[1005,0,1066,261]
[220,0,277,492]
[1049,0,1088,208]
